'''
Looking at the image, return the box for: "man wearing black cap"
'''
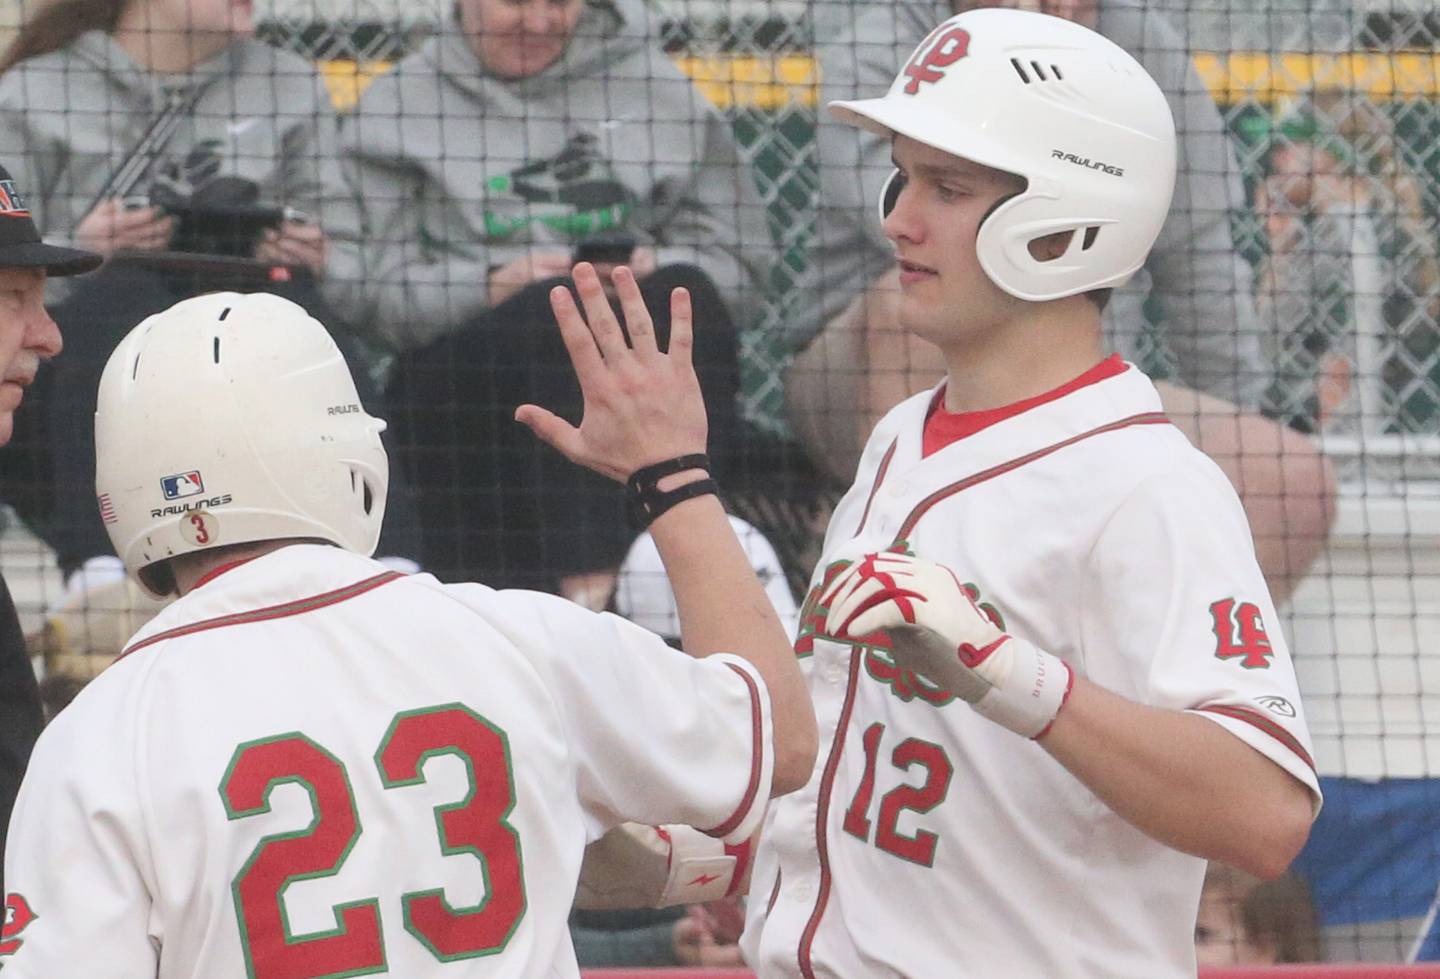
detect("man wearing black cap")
[0,163,101,897]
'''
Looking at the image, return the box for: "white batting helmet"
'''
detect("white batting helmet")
[615,516,800,642]
[829,7,1177,301]
[94,292,389,596]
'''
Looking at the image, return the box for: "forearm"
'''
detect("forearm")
[650,492,817,792]
[1039,676,1313,878]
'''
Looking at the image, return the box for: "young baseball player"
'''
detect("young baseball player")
[0,276,817,977]
[740,9,1321,978]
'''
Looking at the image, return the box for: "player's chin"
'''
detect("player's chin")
[896,298,945,339]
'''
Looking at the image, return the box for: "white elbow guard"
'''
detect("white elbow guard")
[574,822,751,910]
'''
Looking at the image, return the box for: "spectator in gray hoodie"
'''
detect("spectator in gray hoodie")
[325,0,777,599]
[0,0,419,582]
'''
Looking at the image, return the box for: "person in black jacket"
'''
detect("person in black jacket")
[0,163,101,899]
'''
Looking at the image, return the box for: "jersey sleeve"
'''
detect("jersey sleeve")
[501,594,774,846]
[1081,465,1322,811]
[1,673,158,976]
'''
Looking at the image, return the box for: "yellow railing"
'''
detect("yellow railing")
[319,50,1440,114]
[1193,51,1440,102]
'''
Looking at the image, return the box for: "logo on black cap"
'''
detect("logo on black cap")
[0,179,29,217]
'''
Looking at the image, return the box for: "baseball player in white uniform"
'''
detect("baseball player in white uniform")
[741,10,1321,978]
[0,270,817,977]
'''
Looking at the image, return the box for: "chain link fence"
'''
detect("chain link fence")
[2,0,1440,959]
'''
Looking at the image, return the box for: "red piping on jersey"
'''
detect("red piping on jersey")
[797,648,864,979]
[894,412,1172,542]
[116,571,404,661]
[1195,704,1316,773]
[764,869,783,916]
[703,664,767,840]
[724,837,754,898]
[854,438,898,538]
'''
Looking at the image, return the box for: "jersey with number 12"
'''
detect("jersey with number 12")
[743,364,1319,979]
[2,544,773,978]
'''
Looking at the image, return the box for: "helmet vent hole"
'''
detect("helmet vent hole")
[131,352,142,380]
[1030,61,1048,81]
[1051,64,1063,80]
[1082,226,1100,251]
[1028,230,1073,263]
[1009,58,1032,84]
[213,337,221,363]
[218,306,231,321]
[362,480,374,514]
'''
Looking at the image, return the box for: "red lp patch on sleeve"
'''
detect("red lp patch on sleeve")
[1,892,37,956]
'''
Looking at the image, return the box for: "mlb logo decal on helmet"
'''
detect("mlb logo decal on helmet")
[160,471,205,500]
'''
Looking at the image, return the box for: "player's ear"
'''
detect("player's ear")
[139,560,179,599]
[1027,230,1074,263]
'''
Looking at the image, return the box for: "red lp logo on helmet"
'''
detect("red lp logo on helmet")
[902,26,971,95]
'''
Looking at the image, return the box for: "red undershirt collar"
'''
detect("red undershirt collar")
[190,555,263,591]
[922,354,1127,457]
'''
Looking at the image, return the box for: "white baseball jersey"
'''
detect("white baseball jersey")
[743,363,1320,979]
[2,544,772,978]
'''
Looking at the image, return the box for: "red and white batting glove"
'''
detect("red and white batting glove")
[823,552,1074,739]
[574,823,752,910]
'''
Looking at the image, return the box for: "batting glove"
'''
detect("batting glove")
[575,823,751,909]
[823,552,1073,739]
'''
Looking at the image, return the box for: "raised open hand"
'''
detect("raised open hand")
[515,262,708,483]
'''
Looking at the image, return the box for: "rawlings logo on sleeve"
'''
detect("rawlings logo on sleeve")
[1,893,37,956]
[1210,598,1274,669]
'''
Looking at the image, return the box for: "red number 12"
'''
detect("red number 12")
[841,722,954,867]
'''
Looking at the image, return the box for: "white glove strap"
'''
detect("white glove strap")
[659,825,739,906]
[972,638,1074,740]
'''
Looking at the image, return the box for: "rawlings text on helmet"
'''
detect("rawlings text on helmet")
[150,495,234,519]
[1050,150,1125,177]
[901,25,971,95]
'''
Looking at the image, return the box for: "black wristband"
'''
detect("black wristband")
[627,453,718,527]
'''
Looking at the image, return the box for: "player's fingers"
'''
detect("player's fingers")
[843,596,914,639]
[871,552,921,581]
[611,266,656,352]
[668,286,694,366]
[822,567,880,631]
[826,575,893,637]
[818,563,862,612]
[548,284,608,385]
[572,262,629,361]
[820,560,877,614]
[514,404,586,462]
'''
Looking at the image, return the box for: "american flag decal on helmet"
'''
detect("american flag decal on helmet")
[98,493,118,525]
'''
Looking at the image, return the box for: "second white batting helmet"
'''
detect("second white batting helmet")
[94,292,389,596]
[829,7,1177,301]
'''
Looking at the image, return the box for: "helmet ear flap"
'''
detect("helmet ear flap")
[877,167,905,222]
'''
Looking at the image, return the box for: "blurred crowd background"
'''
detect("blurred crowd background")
[0,0,1437,967]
